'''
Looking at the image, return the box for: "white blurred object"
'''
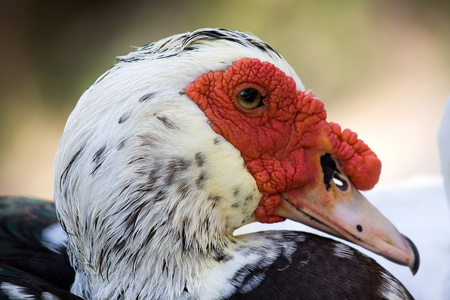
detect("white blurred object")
[437,96,450,300]
[438,97,450,201]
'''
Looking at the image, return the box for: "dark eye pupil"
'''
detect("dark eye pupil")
[237,88,263,110]
[240,88,259,103]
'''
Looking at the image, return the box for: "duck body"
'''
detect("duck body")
[1,29,419,299]
[0,197,412,299]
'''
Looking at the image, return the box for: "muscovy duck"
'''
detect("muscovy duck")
[0,28,419,299]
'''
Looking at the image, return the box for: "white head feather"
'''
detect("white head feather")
[54,28,304,299]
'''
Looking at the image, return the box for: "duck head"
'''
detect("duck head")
[54,28,418,299]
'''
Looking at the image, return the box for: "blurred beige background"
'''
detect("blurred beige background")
[1,0,449,200]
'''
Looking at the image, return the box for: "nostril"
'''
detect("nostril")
[356,224,363,232]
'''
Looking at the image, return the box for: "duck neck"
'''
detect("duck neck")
[69,208,234,299]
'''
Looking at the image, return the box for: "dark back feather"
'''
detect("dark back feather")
[0,196,79,299]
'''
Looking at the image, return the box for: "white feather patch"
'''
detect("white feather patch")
[0,282,34,300]
[42,292,61,300]
[332,243,353,259]
[41,223,67,254]
[378,271,410,300]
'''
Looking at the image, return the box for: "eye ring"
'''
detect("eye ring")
[236,87,264,110]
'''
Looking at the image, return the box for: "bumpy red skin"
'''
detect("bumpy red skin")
[186,58,381,223]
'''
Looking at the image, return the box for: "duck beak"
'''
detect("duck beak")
[273,154,420,275]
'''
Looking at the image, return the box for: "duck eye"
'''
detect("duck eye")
[237,88,264,110]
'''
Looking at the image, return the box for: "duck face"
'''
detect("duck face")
[186,56,418,272]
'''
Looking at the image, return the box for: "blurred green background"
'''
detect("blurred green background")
[1,0,449,199]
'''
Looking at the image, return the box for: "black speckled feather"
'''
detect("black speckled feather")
[227,231,414,300]
[0,196,79,299]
